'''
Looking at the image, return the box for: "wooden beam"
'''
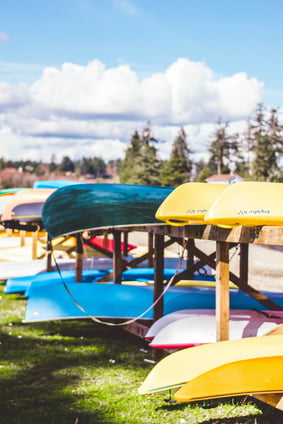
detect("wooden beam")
[20,229,26,247]
[240,243,249,286]
[83,237,113,259]
[142,224,283,247]
[75,233,83,282]
[46,234,52,272]
[192,243,283,311]
[147,232,154,267]
[216,241,230,341]
[153,234,165,322]
[113,230,123,283]
[253,393,283,411]
[32,228,38,260]
[186,239,195,279]
[103,230,108,249]
[123,231,128,257]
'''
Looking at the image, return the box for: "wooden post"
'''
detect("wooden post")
[123,231,128,257]
[113,230,123,283]
[46,234,52,272]
[147,232,154,267]
[20,229,26,247]
[103,230,108,249]
[216,241,230,341]
[32,227,38,260]
[75,233,83,282]
[153,234,164,322]
[240,243,249,286]
[186,239,195,279]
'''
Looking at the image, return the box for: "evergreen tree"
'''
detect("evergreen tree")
[49,154,58,173]
[249,105,283,181]
[59,156,75,173]
[160,128,193,186]
[195,161,211,182]
[208,120,238,175]
[78,157,106,177]
[119,124,161,185]
[119,131,142,183]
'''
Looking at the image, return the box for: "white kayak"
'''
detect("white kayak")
[0,256,115,280]
[147,309,283,349]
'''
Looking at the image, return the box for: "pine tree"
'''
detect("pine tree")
[119,124,162,185]
[59,156,75,173]
[160,128,192,186]
[208,120,238,175]
[250,105,283,181]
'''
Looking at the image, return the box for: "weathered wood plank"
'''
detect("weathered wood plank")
[75,233,83,282]
[216,241,230,341]
[119,224,283,246]
[153,234,165,322]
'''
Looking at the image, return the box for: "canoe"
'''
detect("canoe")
[204,181,283,228]
[5,269,109,295]
[0,188,27,196]
[1,188,55,223]
[33,180,82,189]
[23,283,210,322]
[6,267,186,296]
[23,268,214,297]
[24,282,283,323]
[0,188,27,217]
[86,235,137,253]
[42,183,174,239]
[174,355,283,402]
[0,256,114,280]
[138,334,283,394]
[146,309,283,349]
[155,182,227,226]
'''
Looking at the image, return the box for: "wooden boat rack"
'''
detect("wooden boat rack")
[44,223,283,341]
[42,223,283,410]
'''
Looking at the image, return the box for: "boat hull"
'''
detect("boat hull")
[147,309,283,348]
[42,184,173,238]
[138,335,283,394]
[24,283,283,323]
[174,355,283,401]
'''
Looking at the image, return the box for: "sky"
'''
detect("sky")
[0,0,283,164]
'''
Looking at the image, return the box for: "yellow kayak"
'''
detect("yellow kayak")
[138,334,283,394]
[155,182,227,226]
[204,181,283,228]
[174,355,283,401]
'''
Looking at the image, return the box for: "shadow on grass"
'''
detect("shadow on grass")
[156,396,283,424]
[0,318,151,424]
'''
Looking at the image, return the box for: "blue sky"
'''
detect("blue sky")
[0,0,282,162]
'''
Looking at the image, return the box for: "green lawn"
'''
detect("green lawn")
[0,282,282,424]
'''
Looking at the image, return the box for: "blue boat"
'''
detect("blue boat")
[4,269,108,295]
[6,265,213,296]
[33,180,83,189]
[23,282,283,323]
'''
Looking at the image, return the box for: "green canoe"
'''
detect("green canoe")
[42,183,174,239]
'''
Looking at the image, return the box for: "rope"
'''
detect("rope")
[52,241,186,327]
[229,243,240,261]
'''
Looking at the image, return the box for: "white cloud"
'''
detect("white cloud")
[0,82,29,109]
[0,57,263,162]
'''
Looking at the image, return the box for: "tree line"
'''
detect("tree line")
[120,104,283,186]
[1,103,283,188]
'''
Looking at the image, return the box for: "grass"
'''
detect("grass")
[0,282,283,423]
